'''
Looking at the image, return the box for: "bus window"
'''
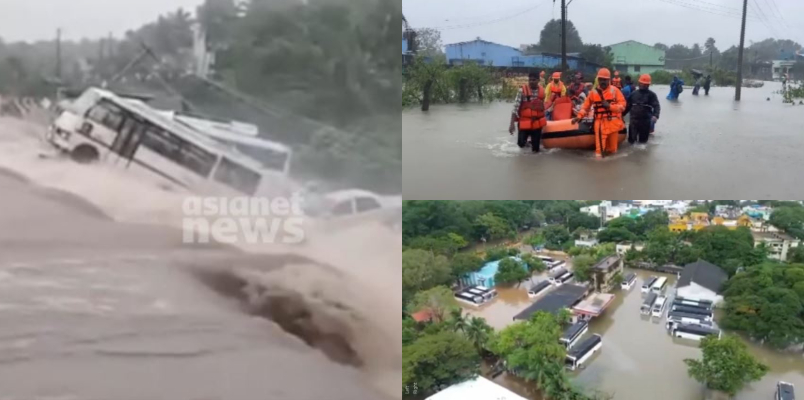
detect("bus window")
[140,127,216,178]
[355,196,381,213]
[179,140,217,178]
[233,143,288,172]
[213,157,261,195]
[86,101,125,132]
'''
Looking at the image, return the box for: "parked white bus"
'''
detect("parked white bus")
[641,276,657,293]
[565,334,602,371]
[651,296,667,318]
[641,292,658,315]
[651,276,668,293]
[46,88,266,195]
[671,323,721,341]
[560,321,589,350]
[528,281,552,298]
[621,273,637,290]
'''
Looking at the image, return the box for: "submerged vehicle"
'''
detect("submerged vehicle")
[776,381,795,400]
[541,119,627,150]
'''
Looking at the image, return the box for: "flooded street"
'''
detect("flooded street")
[403,82,804,199]
[0,117,400,399]
[467,270,804,400]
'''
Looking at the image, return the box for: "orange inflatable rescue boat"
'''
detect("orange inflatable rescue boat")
[541,98,626,149]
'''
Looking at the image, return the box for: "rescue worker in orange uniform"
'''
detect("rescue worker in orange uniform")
[571,68,626,159]
[509,71,547,152]
[612,70,622,89]
[544,72,568,120]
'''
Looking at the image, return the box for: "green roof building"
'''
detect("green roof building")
[607,40,666,76]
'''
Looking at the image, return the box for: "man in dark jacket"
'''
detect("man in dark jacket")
[624,74,661,144]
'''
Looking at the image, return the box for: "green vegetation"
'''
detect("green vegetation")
[544,225,573,250]
[521,253,546,273]
[597,211,669,242]
[403,330,481,395]
[407,286,458,324]
[491,311,610,400]
[768,205,804,239]
[684,335,768,396]
[720,263,804,348]
[495,258,529,286]
[403,57,501,109]
[572,254,596,283]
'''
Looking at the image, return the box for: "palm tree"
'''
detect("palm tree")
[446,308,467,332]
[464,316,493,354]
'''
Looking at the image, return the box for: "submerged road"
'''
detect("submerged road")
[0,169,392,400]
[403,82,804,199]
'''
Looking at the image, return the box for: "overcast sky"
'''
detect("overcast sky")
[403,0,804,50]
[0,0,204,42]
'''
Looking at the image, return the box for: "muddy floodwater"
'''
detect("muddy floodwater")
[466,270,804,400]
[403,82,804,199]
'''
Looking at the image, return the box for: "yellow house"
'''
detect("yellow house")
[669,222,687,232]
[712,216,725,225]
[690,212,709,223]
[737,214,751,227]
[711,214,753,230]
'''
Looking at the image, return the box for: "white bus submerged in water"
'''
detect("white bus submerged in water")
[641,276,657,293]
[621,272,637,290]
[548,268,574,286]
[46,88,266,195]
[565,334,602,371]
[651,276,668,293]
[641,292,658,315]
[560,321,589,350]
[651,296,667,318]
[671,323,721,341]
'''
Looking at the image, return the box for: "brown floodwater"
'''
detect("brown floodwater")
[403,82,804,199]
[467,270,804,400]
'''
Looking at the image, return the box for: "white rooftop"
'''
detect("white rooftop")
[425,376,528,400]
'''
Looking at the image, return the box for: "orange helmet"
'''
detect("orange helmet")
[597,68,611,79]
[551,72,561,79]
[638,74,652,85]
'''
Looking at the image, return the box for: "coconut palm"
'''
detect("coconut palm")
[464,316,493,354]
[446,308,468,333]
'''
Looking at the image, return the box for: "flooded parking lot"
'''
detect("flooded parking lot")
[403,82,804,199]
[466,270,804,400]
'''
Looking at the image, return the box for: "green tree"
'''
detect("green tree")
[521,253,546,273]
[450,253,485,281]
[683,335,768,396]
[495,258,530,286]
[790,246,804,264]
[572,254,596,283]
[403,317,418,346]
[475,212,514,241]
[402,250,451,295]
[414,27,445,59]
[407,234,465,257]
[544,225,572,249]
[403,330,480,396]
[407,286,459,323]
[769,206,804,239]
[464,316,494,354]
[597,227,635,243]
[446,308,468,333]
[568,212,601,232]
[485,247,509,262]
[537,19,584,54]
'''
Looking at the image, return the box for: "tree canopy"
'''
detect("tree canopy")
[402,249,452,297]
[721,263,804,347]
[495,257,530,286]
[769,206,804,239]
[403,330,480,396]
[684,335,768,396]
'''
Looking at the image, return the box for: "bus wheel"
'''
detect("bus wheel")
[71,145,99,164]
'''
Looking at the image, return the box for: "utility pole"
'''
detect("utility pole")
[561,0,567,72]
[735,0,748,101]
[55,28,62,80]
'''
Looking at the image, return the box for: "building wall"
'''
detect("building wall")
[593,257,624,293]
[755,238,801,261]
[445,39,580,69]
[403,39,408,54]
[676,282,722,305]
[608,40,665,74]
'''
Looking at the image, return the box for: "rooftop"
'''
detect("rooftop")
[425,376,528,400]
[752,231,797,241]
[573,293,615,317]
[677,260,728,293]
[513,284,587,320]
[594,255,621,272]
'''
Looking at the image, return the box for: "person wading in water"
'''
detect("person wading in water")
[624,74,661,144]
[572,68,626,159]
[509,71,547,153]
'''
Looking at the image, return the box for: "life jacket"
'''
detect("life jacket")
[551,96,573,120]
[587,86,622,121]
[518,85,546,130]
[612,77,622,89]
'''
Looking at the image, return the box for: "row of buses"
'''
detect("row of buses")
[536,255,566,271]
[453,286,498,306]
[640,276,668,294]
[547,267,574,286]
